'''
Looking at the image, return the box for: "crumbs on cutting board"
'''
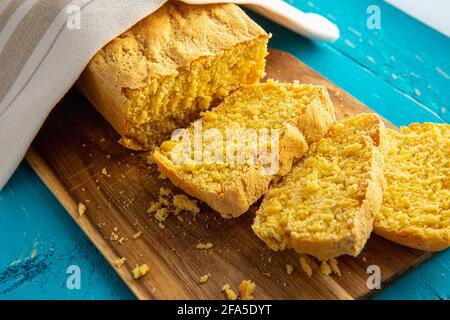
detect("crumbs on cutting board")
[114,257,127,268]
[147,187,200,226]
[286,264,294,275]
[298,255,341,277]
[132,231,142,240]
[132,264,150,279]
[222,280,256,300]
[199,273,211,283]
[221,284,238,300]
[196,242,213,250]
[239,280,256,300]
[101,167,111,177]
[299,256,313,277]
[109,226,127,244]
[77,202,86,217]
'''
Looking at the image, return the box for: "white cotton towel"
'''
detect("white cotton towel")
[0,0,171,190]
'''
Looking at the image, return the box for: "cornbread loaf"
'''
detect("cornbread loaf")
[154,81,336,218]
[375,123,450,251]
[78,2,269,150]
[253,113,386,259]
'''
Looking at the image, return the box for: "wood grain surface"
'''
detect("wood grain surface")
[26,49,433,300]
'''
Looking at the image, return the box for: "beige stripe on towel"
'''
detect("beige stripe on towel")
[0,0,71,104]
[0,0,26,31]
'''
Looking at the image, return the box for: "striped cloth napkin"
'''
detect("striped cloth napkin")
[0,0,171,190]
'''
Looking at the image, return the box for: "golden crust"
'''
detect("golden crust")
[77,2,268,150]
[375,225,450,252]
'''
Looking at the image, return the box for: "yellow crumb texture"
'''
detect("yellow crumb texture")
[114,257,126,268]
[132,264,150,279]
[375,123,450,251]
[196,242,213,250]
[221,284,238,300]
[78,202,86,217]
[253,113,385,259]
[239,280,256,300]
[79,2,269,151]
[155,81,335,218]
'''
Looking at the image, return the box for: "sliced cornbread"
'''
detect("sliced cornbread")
[375,123,450,251]
[253,113,386,259]
[78,2,269,150]
[154,81,336,218]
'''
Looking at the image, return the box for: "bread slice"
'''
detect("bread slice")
[78,2,269,151]
[154,81,336,218]
[374,123,450,251]
[253,113,386,259]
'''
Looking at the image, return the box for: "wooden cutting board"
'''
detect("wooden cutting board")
[26,49,432,300]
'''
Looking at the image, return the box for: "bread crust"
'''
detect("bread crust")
[374,225,450,252]
[77,2,268,150]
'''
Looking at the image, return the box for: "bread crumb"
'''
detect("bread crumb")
[148,187,199,224]
[196,242,213,250]
[118,237,126,245]
[320,260,332,276]
[158,222,166,230]
[158,172,167,180]
[101,168,108,176]
[173,194,200,215]
[329,258,341,276]
[239,280,255,300]
[300,256,313,277]
[78,202,86,217]
[132,231,142,240]
[199,273,210,283]
[286,264,294,275]
[110,230,120,241]
[159,187,172,197]
[262,272,271,278]
[221,284,237,300]
[362,257,367,262]
[155,208,169,222]
[114,257,126,268]
[132,264,149,279]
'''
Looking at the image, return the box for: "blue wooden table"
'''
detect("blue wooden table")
[0,0,449,300]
